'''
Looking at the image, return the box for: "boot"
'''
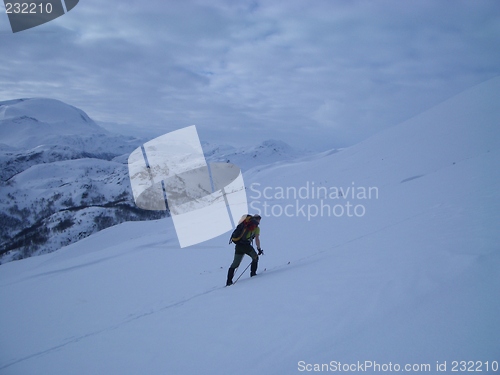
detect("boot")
[250,259,258,277]
[226,267,235,286]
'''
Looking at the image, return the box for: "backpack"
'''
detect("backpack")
[229,215,259,244]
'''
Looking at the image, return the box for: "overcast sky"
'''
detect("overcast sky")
[1,0,499,150]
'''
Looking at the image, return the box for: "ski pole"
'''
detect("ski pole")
[233,262,252,285]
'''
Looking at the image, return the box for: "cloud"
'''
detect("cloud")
[1,0,499,150]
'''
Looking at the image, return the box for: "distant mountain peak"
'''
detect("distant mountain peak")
[0,98,95,126]
[0,98,107,149]
[258,139,294,153]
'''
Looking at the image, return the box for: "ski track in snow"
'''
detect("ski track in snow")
[0,209,432,371]
[0,284,221,370]
[0,257,298,371]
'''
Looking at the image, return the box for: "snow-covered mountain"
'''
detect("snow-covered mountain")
[0,98,302,263]
[0,98,133,152]
[203,138,308,171]
[0,78,498,374]
[0,98,164,263]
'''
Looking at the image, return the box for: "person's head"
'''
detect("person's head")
[253,214,261,224]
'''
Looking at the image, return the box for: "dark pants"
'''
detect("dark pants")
[227,243,258,284]
[230,243,258,268]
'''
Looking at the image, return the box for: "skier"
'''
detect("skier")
[226,214,263,286]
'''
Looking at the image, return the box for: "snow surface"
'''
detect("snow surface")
[0,77,499,374]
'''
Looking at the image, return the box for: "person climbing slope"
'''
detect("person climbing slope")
[226,214,263,286]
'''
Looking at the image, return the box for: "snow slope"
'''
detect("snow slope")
[0,77,499,374]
